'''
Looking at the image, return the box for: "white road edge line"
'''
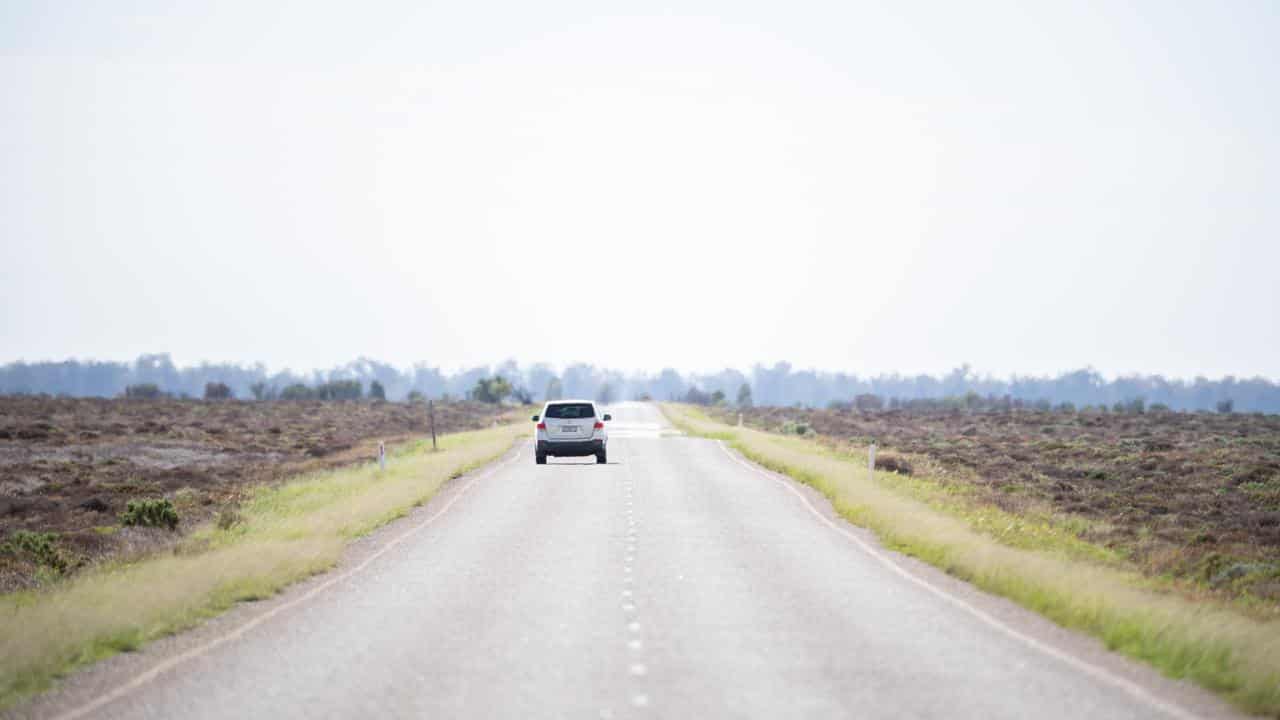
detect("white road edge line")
[714,440,1200,720]
[52,445,523,720]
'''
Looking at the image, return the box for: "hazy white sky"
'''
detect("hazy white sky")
[2,1,1277,379]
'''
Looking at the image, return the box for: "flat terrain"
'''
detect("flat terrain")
[0,397,511,592]
[22,403,1235,719]
[709,406,1280,605]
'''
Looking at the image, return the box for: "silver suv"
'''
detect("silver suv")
[532,400,611,464]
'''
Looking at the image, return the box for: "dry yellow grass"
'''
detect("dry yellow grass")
[0,422,528,710]
[662,404,1280,716]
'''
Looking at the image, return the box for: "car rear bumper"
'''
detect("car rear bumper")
[537,439,605,457]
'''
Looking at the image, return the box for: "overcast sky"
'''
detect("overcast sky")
[2,1,1277,379]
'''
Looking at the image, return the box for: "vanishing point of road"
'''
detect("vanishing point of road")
[25,403,1239,719]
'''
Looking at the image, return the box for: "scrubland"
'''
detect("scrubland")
[0,397,511,591]
[712,404,1280,607]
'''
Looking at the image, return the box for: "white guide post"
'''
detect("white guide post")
[738,413,743,427]
[379,441,386,472]
[868,441,876,482]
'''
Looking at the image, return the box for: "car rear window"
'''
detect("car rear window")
[545,403,595,419]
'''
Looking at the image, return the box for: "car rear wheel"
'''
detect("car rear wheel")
[596,450,607,464]
[536,453,546,465]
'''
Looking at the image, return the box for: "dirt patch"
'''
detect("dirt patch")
[712,405,1280,603]
[0,397,513,592]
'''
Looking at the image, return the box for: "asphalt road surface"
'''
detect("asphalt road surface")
[28,403,1237,719]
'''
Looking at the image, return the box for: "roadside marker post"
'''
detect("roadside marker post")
[868,441,876,482]
[378,441,386,472]
[429,399,438,452]
[738,413,743,427]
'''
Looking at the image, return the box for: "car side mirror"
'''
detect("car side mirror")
[602,414,612,422]
[531,415,540,422]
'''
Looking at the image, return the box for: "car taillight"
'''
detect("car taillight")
[537,422,546,430]
[594,421,604,430]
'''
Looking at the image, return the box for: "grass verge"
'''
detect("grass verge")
[662,404,1280,716]
[0,421,528,712]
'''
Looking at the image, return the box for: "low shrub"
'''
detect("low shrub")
[682,386,714,405]
[1,531,68,573]
[780,420,812,436]
[120,499,180,530]
[280,383,315,401]
[317,380,363,401]
[203,382,233,400]
[124,384,162,400]
[1114,397,1146,414]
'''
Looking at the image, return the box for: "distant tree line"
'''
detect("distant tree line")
[1,355,1278,413]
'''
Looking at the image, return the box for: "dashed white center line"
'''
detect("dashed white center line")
[620,443,650,712]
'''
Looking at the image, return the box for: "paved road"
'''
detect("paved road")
[30,403,1234,719]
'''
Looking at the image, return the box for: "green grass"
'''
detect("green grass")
[662,403,1280,716]
[0,421,528,712]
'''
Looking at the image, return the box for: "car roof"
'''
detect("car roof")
[543,399,594,405]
